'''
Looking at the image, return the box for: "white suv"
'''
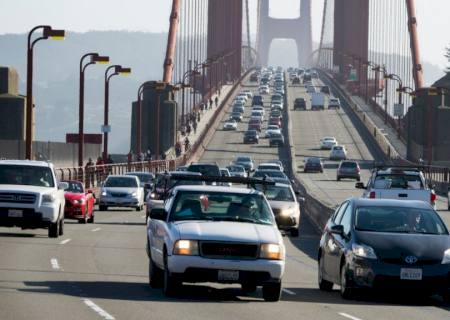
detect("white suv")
[0,160,67,238]
[147,185,285,301]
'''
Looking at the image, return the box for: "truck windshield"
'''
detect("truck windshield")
[0,165,55,188]
[170,191,274,225]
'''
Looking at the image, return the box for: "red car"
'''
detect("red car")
[62,180,95,223]
[269,116,282,128]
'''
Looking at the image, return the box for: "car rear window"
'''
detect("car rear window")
[341,162,357,168]
[334,146,343,150]
[187,164,220,177]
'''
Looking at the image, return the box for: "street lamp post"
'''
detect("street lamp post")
[78,53,109,168]
[103,65,131,161]
[386,73,404,137]
[136,81,154,158]
[26,25,65,160]
[373,65,388,124]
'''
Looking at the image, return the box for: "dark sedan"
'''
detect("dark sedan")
[304,157,324,173]
[269,132,285,147]
[243,130,259,144]
[318,198,450,301]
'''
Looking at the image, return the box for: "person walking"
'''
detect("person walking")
[184,137,190,152]
[215,96,219,108]
[193,121,197,134]
[95,156,105,185]
[85,158,94,188]
[209,98,213,110]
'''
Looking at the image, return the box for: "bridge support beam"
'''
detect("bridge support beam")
[130,82,177,158]
[257,0,312,67]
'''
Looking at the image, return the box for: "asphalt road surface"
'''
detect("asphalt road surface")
[1,77,449,320]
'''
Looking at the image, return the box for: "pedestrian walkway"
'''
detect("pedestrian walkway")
[351,96,407,158]
[177,85,233,156]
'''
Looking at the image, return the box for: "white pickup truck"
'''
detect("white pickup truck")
[356,166,437,208]
[146,178,285,301]
[0,160,67,238]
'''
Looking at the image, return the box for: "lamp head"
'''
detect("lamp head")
[93,55,110,64]
[43,26,66,40]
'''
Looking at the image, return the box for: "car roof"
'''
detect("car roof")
[173,185,259,195]
[126,172,154,175]
[376,168,421,176]
[106,175,138,179]
[352,198,432,209]
[0,160,53,168]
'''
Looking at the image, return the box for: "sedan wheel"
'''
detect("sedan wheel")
[318,256,333,291]
[340,264,354,299]
[148,247,163,288]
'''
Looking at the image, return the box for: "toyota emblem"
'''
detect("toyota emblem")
[405,255,418,264]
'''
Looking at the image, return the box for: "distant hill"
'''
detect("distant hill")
[0,31,167,153]
[0,32,444,153]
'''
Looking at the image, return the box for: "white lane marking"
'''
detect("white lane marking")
[83,299,115,320]
[50,258,60,270]
[91,227,101,232]
[59,238,71,245]
[338,312,363,320]
[282,288,296,295]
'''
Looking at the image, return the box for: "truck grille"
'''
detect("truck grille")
[0,193,36,204]
[200,242,258,260]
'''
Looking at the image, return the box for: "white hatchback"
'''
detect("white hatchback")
[320,136,338,149]
[329,145,347,160]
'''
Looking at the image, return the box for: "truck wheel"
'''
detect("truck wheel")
[148,244,163,288]
[290,228,299,237]
[48,220,59,238]
[163,253,181,296]
[59,218,64,236]
[262,281,282,301]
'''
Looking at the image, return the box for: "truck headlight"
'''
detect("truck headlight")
[101,190,108,197]
[173,240,199,256]
[352,243,377,260]
[150,192,156,199]
[42,194,56,204]
[130,192,138,198]
[280,208,295,217]
[260,243,284,260]
[442,248,450,264]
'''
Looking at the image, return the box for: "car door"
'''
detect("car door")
[322,201,348,277]
[329,202,354,281]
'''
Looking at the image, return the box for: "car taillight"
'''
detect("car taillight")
[430,192,437,204]
[369,191,376,199]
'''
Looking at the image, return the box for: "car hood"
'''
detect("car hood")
[173,221,280,243]
[102,187,137,193]
[355,231,450,261]
[267,200,297,211]
[64,192,85,200]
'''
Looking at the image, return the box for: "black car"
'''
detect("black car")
[294,98,306,110]
[269,132,285,147]
[187,162,221,177]
[243,130,259,144]
[149,171,203,201]
[318,198,450,301]
[252,95,264,106]
[304,157,324,173]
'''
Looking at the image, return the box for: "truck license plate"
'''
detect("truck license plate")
[8,209,23,217]
[400,268,422,280]
[218,270,239,281]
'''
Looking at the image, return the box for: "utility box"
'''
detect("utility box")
[0,66,19,95]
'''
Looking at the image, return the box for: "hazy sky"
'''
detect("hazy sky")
[1,0,449,68]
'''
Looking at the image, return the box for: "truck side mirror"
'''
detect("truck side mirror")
[149,208,168,221]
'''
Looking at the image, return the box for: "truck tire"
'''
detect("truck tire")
[48,220,59,238]
[59,218,64,236]
[262,281,282,301]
